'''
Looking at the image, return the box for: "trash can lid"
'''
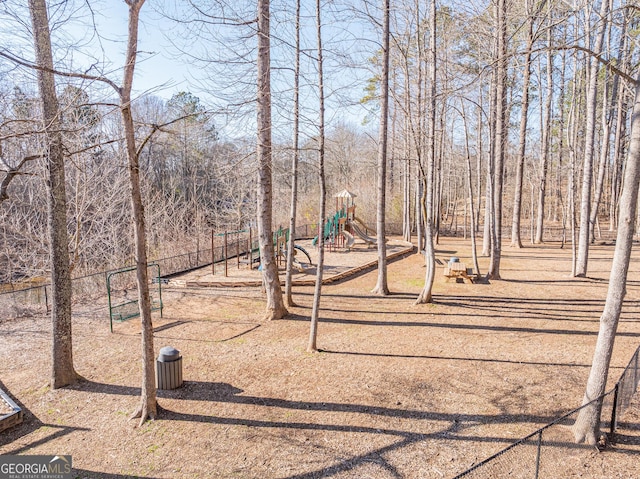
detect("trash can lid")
[158,346,181,362]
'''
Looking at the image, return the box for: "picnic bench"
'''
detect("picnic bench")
[443,261,475,283]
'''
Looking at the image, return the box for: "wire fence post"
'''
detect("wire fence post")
[224,231,228,277]
[633,348,640,391]
[610,383,619,437]
[44,285,49,313]
[534,430,542,479]
[211,230,216,276]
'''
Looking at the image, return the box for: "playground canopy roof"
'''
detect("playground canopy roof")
[334,189,357,199]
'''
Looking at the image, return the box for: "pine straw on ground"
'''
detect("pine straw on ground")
[1,237,639,478]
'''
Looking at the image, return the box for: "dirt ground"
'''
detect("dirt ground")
[1,236,639,478]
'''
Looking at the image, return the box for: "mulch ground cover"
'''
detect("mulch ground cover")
[1,236,639,478]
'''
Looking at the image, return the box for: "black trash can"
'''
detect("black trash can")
[156,346,183,390]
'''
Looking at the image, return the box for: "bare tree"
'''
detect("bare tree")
[307,0,326,353]
[487,0,507,280]
[284,0,301,308]
[461,101,480,276]
[573,73,640,446]
[415,0,437,304]
[29,0,77,389]
[257,0,288,321]
[511,1,536,249]
[609,7,630,232]
[372,0,391,296]
[119,0,158,426]
[534,17,553,244]
[575,0,609,277]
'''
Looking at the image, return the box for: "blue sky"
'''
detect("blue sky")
[79,0,377,138]
[0,0,378,140]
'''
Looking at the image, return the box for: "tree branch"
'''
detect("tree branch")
[0,49,122,95]
[0,155,42,204]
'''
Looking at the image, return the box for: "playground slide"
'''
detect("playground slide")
[348,220,376,245]
[354,216,375,235]
[340,230,355,250]
[291,245,313,273]
[293,244,313,264]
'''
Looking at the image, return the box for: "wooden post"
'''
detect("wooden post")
[224,231,228,277]
[211,230,215,275]
[249,227,253,269]
[237,231,240,269]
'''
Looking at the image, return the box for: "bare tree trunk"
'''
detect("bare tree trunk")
[555,28,568,228]
[435,103,445,245]
[257,0,287,321]
[483,67,496,258]
[535,24,553,244]
[511,7,534,249]
[403,155,411,242]
[117,0,157,426]
[372,0,390,296]
[284,0,301,308]
[307,0,326,353]
[416,0,437,304]
[573,75,640,445]
[488,0,506,280]
[576,0,609,276]
[29,0,77,389]
[402,64,412,242]
[400,30,413,243]
[461,102,480,276]
[589,69,613,243]
[609,7,629,231]
[476,101,483,236]
[416,177,423,252]
[567,46,581,276]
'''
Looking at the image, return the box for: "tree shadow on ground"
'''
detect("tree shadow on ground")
[320,349,619,370]
[285,313,639,337]
[0,381,90,453]
[294,291,417,302]
[18,378,613,477]
[72,379,562,428]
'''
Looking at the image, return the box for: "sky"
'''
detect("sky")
[72,2,194,98]
[0,0,377,140]
[72,0,377,138]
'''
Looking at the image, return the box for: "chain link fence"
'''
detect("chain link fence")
[611,345,640,433]
[454,344,640,478]
[0,269,108,320]
[0,245,216,320]
[0,223,328,318]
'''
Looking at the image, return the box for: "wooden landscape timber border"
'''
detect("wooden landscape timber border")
[184,244,415,288]
[0,386,23,433]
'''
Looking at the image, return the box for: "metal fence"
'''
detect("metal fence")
[154,248,212,278]
[0,245,216,320]
[611,345,640,433]
[0,269,107,320]
[454,344,640,478]
[0,223,329,317]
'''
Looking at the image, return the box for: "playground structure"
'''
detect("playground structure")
[210,227,313,277]
[312,190,378,250]
[273,227,313,271]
